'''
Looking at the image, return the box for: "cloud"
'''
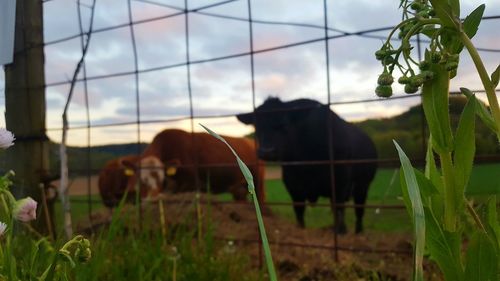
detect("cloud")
[2,0,500,145]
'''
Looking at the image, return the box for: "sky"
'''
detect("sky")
[1,0,499,146]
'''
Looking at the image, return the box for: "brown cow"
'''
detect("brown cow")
[123,129,265,201]
[98,155,138,208]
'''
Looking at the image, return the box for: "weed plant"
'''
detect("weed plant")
[73,193,262,281]
[375,1,500,280]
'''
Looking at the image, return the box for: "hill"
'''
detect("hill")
[356,95,500,159]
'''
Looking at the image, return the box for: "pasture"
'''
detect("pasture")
[60,163,500,232]
[47,163,498,280]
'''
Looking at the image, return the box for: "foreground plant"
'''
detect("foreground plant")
[0,128,91,280]
[201,124,278,281]
[376,1,499,280]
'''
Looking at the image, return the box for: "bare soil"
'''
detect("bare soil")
[77,192,443,281]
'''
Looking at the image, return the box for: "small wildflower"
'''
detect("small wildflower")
[0,128,15,149]
[0,221,7,236]
[13,197,37,222]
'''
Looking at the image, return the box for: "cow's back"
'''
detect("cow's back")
[144,129,263,198]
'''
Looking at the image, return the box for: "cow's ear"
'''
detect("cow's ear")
[236,112,254,125]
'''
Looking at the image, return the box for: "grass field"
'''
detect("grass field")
[61,163,499,235]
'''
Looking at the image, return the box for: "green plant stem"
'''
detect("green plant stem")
[384,18,417,46]
[460,31,500,142]
[251,192,277,281]
[439,151,457,232]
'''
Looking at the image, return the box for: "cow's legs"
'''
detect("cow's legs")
[293,200,306,228]
[353,182,369,233]
[332,200,347,234]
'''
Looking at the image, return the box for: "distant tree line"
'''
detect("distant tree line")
[2,96,496,176]
[356,96,500,160]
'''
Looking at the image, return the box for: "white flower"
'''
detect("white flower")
[0,222,7,236]
[0,128,15,149]
[13,197,37,222]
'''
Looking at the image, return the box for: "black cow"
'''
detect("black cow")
[237,97,377,233]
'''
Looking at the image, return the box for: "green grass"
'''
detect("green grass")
[60,163,498,235]
[258,163,499,233]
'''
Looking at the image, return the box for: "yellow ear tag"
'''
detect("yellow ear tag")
[124,169,135,176]
[166,167,177,176]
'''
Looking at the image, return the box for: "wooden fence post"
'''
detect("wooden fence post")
[4,0,52,235]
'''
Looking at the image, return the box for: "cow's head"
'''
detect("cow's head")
[237,97,297,161]
[121,156,178,200]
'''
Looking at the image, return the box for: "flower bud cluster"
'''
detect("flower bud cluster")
[375,48,398,67]
[409,1,435,19]
[376,72,395,98]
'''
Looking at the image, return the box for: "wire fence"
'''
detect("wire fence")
[35,0,500,269]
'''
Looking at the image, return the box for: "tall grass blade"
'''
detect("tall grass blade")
[201,124,278,281]
[393,141,425,281]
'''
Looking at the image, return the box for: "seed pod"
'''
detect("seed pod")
[404,84,419,94]
[398,76,411,84]
[375,50,386,60]
[376,85,393,98]
[378,73,394,86]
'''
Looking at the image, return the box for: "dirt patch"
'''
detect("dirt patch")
[77,192,442,281]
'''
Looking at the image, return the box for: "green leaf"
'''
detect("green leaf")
[394,141,425,281]
[200,124,278,281]
[424,136,443,194]
[454,95,476,200]
[420,26,439,39]
[486,197,500,251]
[415,169,439,205]
[461,88,498,133]
[463,4,485,39]
[464,231,497,281]
[430,0,459,28]
[422,64,454,154]
[491,64,500,88]
[424,137,445,219]
[425,207,464,281]
[449,0,460,18]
